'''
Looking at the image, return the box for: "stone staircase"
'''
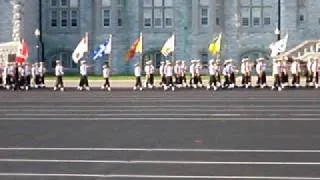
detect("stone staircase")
[283,40,320,61]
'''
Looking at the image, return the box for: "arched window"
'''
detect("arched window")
[48,51,78,72]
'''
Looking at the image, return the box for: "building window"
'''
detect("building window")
[200,52,209,65]
[240,0,272,28]
[199,0,209,26]
[143,0,173,28]
[102,0,111,27]
[48,0,79,29]
[297,0,306,26]
[116,0,123,27]
[50,52,78,72]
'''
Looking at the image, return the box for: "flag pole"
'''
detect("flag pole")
[171,33,175,63]
[139,32,143,71]
[108,34,112,68]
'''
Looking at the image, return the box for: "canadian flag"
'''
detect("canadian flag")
[16,39,29,64]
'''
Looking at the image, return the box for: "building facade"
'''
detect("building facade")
[0,0,320,74]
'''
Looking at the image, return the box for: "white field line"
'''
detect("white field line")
[1,148,320,153]
[1,159,320,165]
[0,173,319,179]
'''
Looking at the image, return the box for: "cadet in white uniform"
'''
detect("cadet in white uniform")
[189,60,196,88]
[311,58,319,88]
[207,59,217,91]
[306,58,313,87]
[291,58,300,88]
[24,63,31,90]
[144,61,154,89]
[174,60,181,86]
[78,60,90,91]
[54,60,64,91]
[164,61,175,91]
[31,63,39,88]
[227,59,235,89]
[6,63,15,90]
[222,60,231,88]
[181,61,188,87]
[38,62,46,88]
[272,58,282,91]
[256,58,267,88]
[101,64,111,91]
[159,61,166,87]
[215,60,222,88]
[18,63,25,90]
[281,57,289,88]
[196,60,204,88]
[133,63,143,91]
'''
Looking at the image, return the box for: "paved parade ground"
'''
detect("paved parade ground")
[0,89,320,180]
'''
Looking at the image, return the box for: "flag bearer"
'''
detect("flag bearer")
[159,61,166,87]
[38,62,46,88]
[54,60,64,91]
[215,59,222,88]
[207,59,217,91]
[272,58,282,91]
[311,58,319,89]
[78,60,90,91]
[24,63,31,91]
[133,63,143,91]
[101,64,111,91]
[164,61,175,91]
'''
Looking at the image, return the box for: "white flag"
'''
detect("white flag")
[161,34,175,57]
[104,34,112,55]
[269,33,288,57]
[72,33,89,64]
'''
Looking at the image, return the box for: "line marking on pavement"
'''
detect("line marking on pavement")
[2,159,320,165]
[0,117,320,121]
[0,173,319,179]
[1,148,320,153]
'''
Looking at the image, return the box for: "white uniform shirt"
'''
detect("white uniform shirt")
[159,64,165,76]
[291,61,298,74]
[223,66,229,76]
[150,65,155,74]
[307,61,312,72]
[32,66,39,77]
[241,63,246,74]
[209,65,216,75]
[311,61,318,73]
[261,63,267,72]
[273,62,281,75]
[80,64,88,76]
[181,63,187,76]
[227,64,234,74]
[165,65,173,77]
[189,64,195,76]
[8,66,14,76]
[18,66,24,77]
[103,68,111,78]
[256,62,262,74]
[38,65,46,76]
[3,66,8,77]
[134,66,141,77]
[144,65,150,75]
[24,65,31,76]
[55,65,64,76]
[195,64,201,75]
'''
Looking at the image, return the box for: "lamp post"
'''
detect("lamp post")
[277,0,281,40]
[34,28,41,63]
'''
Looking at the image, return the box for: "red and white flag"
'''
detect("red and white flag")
[16,39,29,64]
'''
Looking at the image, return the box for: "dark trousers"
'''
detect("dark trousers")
[230,73,235,84]
[175,75,182,84]
[189,75,194,85]
[281,72,288,84]
[25,75,31,87]
[292,74,298,85]
[198,75,203,85]
[216,74,221,84]
[261,72,266,85]
[182,75,187,84]
[150,74,154,85]
[273,74,281,88]
[209,75,217,87]
[103,78,110,87]
[79,75,89,87]
[313,72,319,84]
[223,75,230,87]
[55,76,64,88]
[40,75,45,85]
[6,75,13,86]
[241,74,246,85]
[160,75,166,85]
[35,75,40,85]
[193,76,199,85]
[135,77,142,87]
[166,76,173,86]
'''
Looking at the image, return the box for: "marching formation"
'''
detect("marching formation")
[0,56,319,92]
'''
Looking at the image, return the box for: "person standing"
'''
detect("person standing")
[38,62,46,88]
[133,63,143,91]
[24,63,31,91]
[207,59,217,91]
[78,60,90,91]
[159,61,166,87]
[164,61,175,91]
[311,58,319,89]
[54,60,64,91]
[272,58,282,91]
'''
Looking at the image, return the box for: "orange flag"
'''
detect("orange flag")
[127,33,142,60]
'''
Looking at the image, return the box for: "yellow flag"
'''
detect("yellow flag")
[208,33,222,56]
[136,32,143,53]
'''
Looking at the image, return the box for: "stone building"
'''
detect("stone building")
[0,0,319,74]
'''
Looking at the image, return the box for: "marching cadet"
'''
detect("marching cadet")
[181,61,188,87]
[196,60,204,88]
[311,58,319,89]
[159,61,166,87]
[291,58,300,88]
[18,63,25,90]
[207,59,217,91]
[31,63,39,88]
[222,60,231,88]
[6,63,15,90]
[241,58,252,88]
[281,57,289,88]
[144,61,155,89]
[78,60,90,91]
[174,60,181,86]
[189,60,196,88]
[256,58,267,89]
[240,58,247,88]
[133,63,143,91]
[215,59,222,88]
[0,63,3,88]
[24,62,31,91]
[38,62,46,88]
[149,61,155,88]
[54,60,64,91]
[164,61,175,91]
[306,57,313,87]
[272,58,282,91]
[227,59,236,89]
[101,64,111,91]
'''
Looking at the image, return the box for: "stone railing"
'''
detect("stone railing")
[283,40,320,61]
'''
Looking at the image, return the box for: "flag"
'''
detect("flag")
[127,33,143,60]
[208,33,222,56]
[91,34,112,60]
[72,33,89,63]
[16,39,29,64]
[269,33,289,57]
[161,34,175,57]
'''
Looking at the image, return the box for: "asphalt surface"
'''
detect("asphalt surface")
[0,88,320,180]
